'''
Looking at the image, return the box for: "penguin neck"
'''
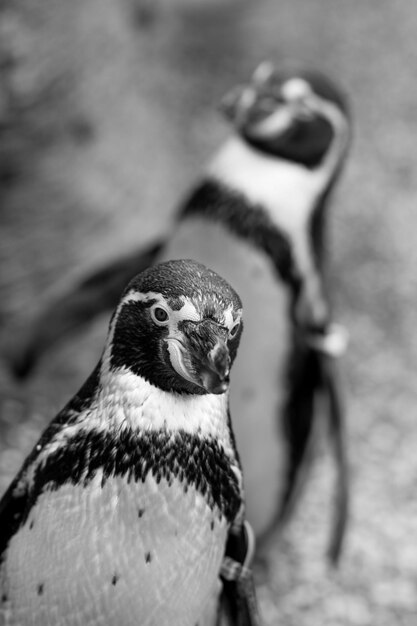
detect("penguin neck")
[208,118,348,212]
[21,365,241,509]
[13,368,243,537]
[95,365,236,454]
[206,116,347,280]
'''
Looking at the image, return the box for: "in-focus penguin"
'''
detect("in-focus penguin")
[0,260,260,626]
[9,62,351,561]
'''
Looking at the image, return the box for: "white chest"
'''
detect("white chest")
[2,472,227,626]
[207,137,331,284]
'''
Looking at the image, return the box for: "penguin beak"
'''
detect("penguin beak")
[219,61,275,128]
[220,63,317,141]
[219,82,295,139]
[198,339,231,395]
[167,320,231,395]
[219,84,253,126]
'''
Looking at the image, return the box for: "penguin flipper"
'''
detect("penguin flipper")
[0,474,30,564]
[279,345,349,565]
[0,364,101,564]
[278,344,320,527]
[219,522,260,626]
[320,354,349,565]
[8,240,164,379]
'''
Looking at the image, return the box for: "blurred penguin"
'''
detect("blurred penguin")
[8,62,351,562]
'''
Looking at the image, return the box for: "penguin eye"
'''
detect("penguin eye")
[151,306,170,325]
[229,321,240,339]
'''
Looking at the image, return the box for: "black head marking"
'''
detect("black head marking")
[223,63,349,168]
[110,260,243,393]
[123,259,242,311]
[270,67,349,117]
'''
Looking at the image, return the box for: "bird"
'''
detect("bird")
[8,61,351,561]
[0,259,262,626]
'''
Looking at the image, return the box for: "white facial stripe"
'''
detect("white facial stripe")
[252,60,275,86]
[118,290,200,328]
[99,289,241,389]
[234,86,257,127]
[249,78,315,139]
[166,337,200,387]
[119,290,164,307]
[172,297,200,323]
[223,304,242,330]
[121,290,241,332]
[250,106,294,139]
[281,77,312,101]
[110,290,240,350]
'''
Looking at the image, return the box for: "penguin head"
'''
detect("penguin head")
[107,260,243,395]
[220,61,349,167]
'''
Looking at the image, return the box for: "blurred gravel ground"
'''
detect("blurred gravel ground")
[1,1,417,624]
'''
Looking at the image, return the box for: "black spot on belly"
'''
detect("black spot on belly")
[37,583,44,596]
[145,552,152,564]
[210,520,215,531]
[1,593,8,603]
[111,574,119,586]
[138,508,145,518]
[29,520,34,530]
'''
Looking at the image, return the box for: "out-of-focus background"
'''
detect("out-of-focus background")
[1,1,417,624]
